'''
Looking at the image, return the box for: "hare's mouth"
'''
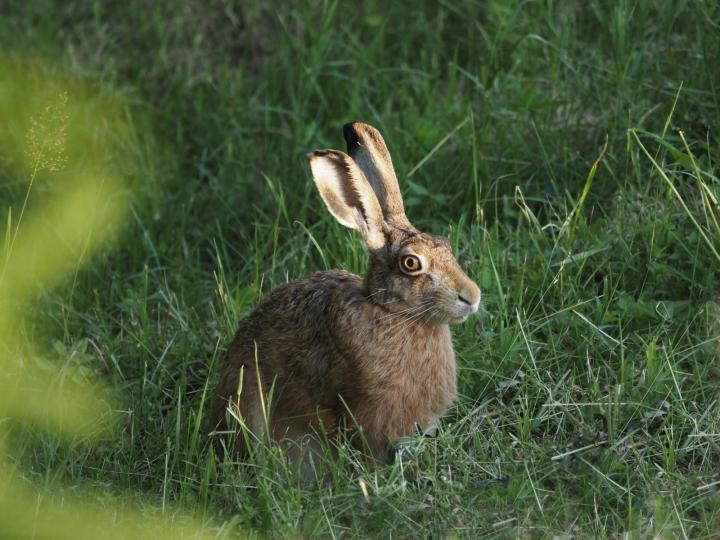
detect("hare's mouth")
[434,309,470,325]
[448,315,468,325]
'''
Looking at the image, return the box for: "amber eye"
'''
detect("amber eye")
[400,254,422,273]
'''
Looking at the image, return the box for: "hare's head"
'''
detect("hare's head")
[308,122,480,325]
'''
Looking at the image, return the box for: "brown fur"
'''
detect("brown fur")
[212,122,480,464]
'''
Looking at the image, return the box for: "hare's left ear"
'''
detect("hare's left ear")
[308,150,385,251]
[343,122,413,230]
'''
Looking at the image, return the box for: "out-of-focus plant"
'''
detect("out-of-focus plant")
[0,56,216,539]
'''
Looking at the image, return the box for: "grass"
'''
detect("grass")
[1,0,719,537]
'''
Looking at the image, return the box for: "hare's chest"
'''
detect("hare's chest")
[397,336,457,431]
[357,327,457,439]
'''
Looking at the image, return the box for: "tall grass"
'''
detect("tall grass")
[1,0,719,537]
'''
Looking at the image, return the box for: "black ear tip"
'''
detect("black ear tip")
[343,122,361,152]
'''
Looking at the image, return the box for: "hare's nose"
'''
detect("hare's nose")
[457,282,481,312]
[458,293,473,305]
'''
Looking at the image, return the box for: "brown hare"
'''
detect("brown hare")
[212,122,480,467]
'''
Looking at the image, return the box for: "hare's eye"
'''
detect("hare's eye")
[400,255,422,274]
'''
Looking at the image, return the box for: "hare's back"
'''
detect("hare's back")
[237,269,366,344]
[217,270,367,409]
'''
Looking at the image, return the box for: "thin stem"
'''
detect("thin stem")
[1,159,41,284]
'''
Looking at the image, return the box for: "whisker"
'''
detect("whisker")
[386,309,432,336]
[376,300,430,321]
[376,305,419,322]
[374,299,428,321]
[383,301,435,334]
[365,288,387,299]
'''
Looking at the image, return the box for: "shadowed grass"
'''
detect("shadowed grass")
[1,0,719,537]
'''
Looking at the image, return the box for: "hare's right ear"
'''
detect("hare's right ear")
[308,150,385,251]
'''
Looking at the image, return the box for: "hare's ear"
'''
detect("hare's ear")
[343,122,412,230]
[308,150,385,250]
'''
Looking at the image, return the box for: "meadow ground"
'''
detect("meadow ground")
[1,1,719,537]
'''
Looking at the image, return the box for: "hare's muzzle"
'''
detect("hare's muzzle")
[442,275,480,324]
[456,281,481,316]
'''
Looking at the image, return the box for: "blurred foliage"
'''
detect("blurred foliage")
[0,0,719,537]
[0,56,215,539]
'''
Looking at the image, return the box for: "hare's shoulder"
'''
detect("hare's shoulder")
[271,269,364,304]
[223,269,368,373]
[247,269,367,322]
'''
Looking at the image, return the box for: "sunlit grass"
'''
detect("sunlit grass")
[1,1,719,537]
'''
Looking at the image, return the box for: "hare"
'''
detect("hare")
[212,122,480,466]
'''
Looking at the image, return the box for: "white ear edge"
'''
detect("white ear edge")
[308,150,385,250]
[309,155,361,230]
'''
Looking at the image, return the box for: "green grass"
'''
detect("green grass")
[1,0,720,537]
